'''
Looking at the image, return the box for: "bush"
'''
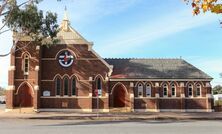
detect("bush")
[214,100,222,106]
[0,87,6,96]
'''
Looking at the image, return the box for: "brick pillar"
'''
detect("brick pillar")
[6,52,15,109]
[130,84,135,112]
[180,82,185,112]
[206,85,213,112]
[155,82,160,112]
[34,45,40,110]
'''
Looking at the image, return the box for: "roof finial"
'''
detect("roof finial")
[63,6,69,21]
[62,6,69,31]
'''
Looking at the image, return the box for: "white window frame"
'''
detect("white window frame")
[188,84,193,97]
[146,84,151,97]
[138,83,143,97]
[96,78,102,97]
[163,84,168,97]
[23,54,29,75]
[171,84,176,97]
[196,84,201,97]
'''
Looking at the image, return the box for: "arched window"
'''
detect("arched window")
[138,83,143,97]
[55,77,61,96]
[23,53,30,75]
[71,77,76,96]
[188,84,193,97]
[163,84,168,97]
[96,77,102,96]
[64,77,69,96]
[146,84,151,97]
[196,84,201,97]
[171,84,176,97]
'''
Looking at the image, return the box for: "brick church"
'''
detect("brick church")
[6,11,214,112]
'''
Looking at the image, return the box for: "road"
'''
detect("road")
[0,119,221,134]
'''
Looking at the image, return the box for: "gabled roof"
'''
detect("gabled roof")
[104,58,212,80]
[56,10,89,44]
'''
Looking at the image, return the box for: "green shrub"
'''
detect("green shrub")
[214,100,222,106]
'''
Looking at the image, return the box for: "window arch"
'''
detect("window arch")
[146,83,151,97]
[196,84,201,97]
[171,84,176,97]
[55,77,61,96]
[188,84,193,97]
[138,83,143,97]
[64,77,69,96]
[71,77,76,96]
[96,77,102,96]
[23,53,30,75]
[163,84,168,97]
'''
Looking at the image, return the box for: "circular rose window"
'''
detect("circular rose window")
[58,50,74,67]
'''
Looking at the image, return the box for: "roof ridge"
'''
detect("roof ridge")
[104,58,183,60]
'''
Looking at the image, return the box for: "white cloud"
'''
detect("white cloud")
[186,57,222,87]
[97,10,218,57]
[50,0,140,24]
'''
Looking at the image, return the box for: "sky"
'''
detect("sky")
[0,0,222,88]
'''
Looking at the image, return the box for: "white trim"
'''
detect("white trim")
[134,109,159,112]
[180,82,185,87]
[35,66,39,71]
[181,93,185,98]
[134,109,213,112]
[110,82,129,95]
[195,83,202,97]
[92,109,110,112]
[134,97,156,99]
[5,109,13,112]
[36,45,40,50]
[6,85,15,90]
[188,83,193,97]
[16,81,34,95]
[8,66,15,71]
[171,83,176,97]
[40,96,91,99]
[38,109,93,112]
[137,82,143,97]
[130,93,134,98]
[34,85,39,91]
[163,83,168,97]
[55,48,77,60]
[92,96,108,99]
[145,84,152,97]
[110,79,212,82]
[155,93,159,98]
[134,96,208,99]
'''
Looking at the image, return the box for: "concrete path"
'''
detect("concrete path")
[1,104,222,121]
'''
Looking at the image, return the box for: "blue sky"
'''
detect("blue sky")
[0,0,222,87]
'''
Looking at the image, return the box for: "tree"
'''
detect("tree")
[184,0,222,15]
[0,0,59,57]
[213,85,222,94]
[0,86,6,96]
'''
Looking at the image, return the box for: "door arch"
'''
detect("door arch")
[112,83,129,108]
[16,83,34,107]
